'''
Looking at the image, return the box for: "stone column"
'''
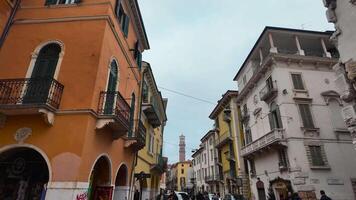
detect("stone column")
[268,33,278,53]
[294,36,305,56]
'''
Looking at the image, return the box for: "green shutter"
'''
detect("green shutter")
[276,106,283,128]
[45,0,57,5]
[298,104,314,128]
[123,14,130,37]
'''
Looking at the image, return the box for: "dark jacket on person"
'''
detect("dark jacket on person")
[320,194,332,200]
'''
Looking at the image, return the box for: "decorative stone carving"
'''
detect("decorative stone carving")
[293,178,306,185]
[327,178,344,185]
[321,90,342,105]
[14,128,32,144]
[345,60,356,80]
[39,109,55,126]
[295,172,309,178]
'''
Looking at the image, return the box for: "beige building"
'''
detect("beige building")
[322,0,356,150]
[234,26,356,200]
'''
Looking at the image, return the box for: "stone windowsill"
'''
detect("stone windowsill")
[310,165,331,170]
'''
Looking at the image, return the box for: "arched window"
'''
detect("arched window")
[268,102,283,130]
[23,43,61,104]
[31,43,61,79]
[104,60,119,114]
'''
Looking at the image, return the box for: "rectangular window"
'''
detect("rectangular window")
[298,104,315,128]
[181,169,184,174]
[309,146,325,166]
[205,168,207,178]
[215,118,219,129]
[204,153,207,164]
[210,149,213,161]
[266,76,273,90]
[278,149,288,168]
[245,129,252,144]
[211,166,214,177]
[243,75,247,85]
[291,73,305,90]
[249,159,256,175]
[45,0,78,6]
[148,133,154,154]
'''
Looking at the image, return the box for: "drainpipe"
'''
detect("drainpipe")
[0,0,21,49]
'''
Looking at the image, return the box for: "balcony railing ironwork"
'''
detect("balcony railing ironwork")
[259,80,278,101]
[98,91,130,130]
[205,175,222,183]
[241,128,285,157]
[0,77,64,109]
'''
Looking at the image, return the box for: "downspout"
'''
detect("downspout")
[0,0,21,49]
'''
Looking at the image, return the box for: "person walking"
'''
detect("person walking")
[320,190,332,200]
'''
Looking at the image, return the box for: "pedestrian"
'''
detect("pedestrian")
[292,193,301,200]
[134,190,140,200]
[320,190,332,200]
[196,192,204,200]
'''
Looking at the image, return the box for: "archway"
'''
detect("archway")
[88,156,112,200]
[0,147,49,199]
[114,164,129,200]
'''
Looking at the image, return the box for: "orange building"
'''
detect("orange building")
[0,0,149,199]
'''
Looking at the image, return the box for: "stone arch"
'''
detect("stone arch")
[88,154,113,200]
[0,146,50,199]
[113,163,129,200]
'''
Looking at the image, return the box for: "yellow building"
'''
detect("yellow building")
[209,90,249,198]
[134,61,168,200]
[170,161,193,192]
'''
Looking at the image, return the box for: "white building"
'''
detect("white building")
[234,26,356,200]
[322,0,356,150]
[192,130,219,193]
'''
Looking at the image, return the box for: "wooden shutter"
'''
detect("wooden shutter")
[123,14,130,37]
[276,106,283,128]
[115,0,122,16]
[309,146,324,166]
[268,112,275,130]
[291,74,305,90]
[298,104,314,128]
[45,0,57,5]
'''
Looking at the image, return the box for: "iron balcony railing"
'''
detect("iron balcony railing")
[98,91,130,127]
[134,119,146,145]
[0,77,64,109]
[241,128,285,157]
[205,174,222,182]
[259,80,278,101]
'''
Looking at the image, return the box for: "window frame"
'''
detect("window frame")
[290,72,306,91]
[297,103,316,129]
[304,142,330,169]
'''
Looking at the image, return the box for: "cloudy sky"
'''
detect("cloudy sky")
[139,1,333,163]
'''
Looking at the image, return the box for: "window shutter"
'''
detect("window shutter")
[298,104,314,128]
[276,106,283,128]
[268,112,275,130]
[291,74,305,90]
[115,0,122,16]
[45,0,57,6]
[137,52,142,70]
[123,14,130,37]
[310,146,325,166]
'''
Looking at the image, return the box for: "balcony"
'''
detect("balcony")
[142,96,162,128]
[205,175,222,183]
[259,80,278,102]
[125,120,146,151]
[241,128,286,157]
[215,131,233,148]
[0,77,64,125]
[151,154,167,175]
[97,91,130,139]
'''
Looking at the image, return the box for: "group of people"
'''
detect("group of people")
[286,190,332,200]
[194,192,220,200]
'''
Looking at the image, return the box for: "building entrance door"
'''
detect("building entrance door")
[0,147,49,200]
